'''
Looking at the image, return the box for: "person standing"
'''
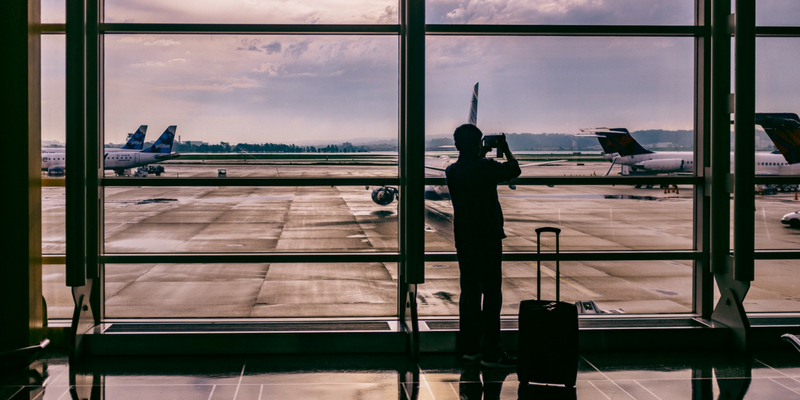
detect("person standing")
[445,124,521,368]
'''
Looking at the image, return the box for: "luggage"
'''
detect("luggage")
[516,227,579,387]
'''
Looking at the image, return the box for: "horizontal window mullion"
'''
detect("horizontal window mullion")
[756,26,800,37]
[100,177,400,187]
[42,24,66,33]
[425,176,702,186]
[99,23,400,35]
[426,251,700,262]
[426,24,704,37]
[754,251,800,260]
[101,253,401,264]
[754,176,800,185]
[43,255,66,264]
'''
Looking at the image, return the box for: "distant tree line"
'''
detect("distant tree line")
[116,128,776,153]
[172,141,369,153]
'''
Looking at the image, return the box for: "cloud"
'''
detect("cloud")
[160,76,261,91]
[285,40,312,59]
[103,0,401,24]
[131,61,166,68]
[263,41,282,54]
[253,63,284,76]
[118,36,181,47]
[429,0,693,25]
[236,38,263,52]
[236,38,282,54]
[376,6,397,23]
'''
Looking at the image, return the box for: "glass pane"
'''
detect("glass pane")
[42,186,66,254]
[43,264,71,319]
[756,38,800,181]
[104,186,398,253]
[757,0,800,26]
[105,263,397,318]
[419,260,694,316]
[104,35,398,178]
[426,36,694,157]
[104,1,398,24]
[745,260,800,312]
[427,0,694,25]
[425,185,694,252]
[755,194,800,250]
[42,0,65,24]
[42,35,65,147]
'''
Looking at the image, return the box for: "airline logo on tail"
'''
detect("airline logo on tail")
[579,127,652,157]
[121,125,147,150]
[756,113,800,164]
[143,125,177,154]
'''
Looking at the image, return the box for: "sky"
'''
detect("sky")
[40,0,800,145]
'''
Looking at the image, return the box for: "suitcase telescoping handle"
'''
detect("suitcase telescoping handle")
[535,227,561,302]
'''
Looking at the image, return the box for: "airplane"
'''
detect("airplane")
[755,113,800,172]
[42,126,179,176]
[41,125,148,154]
[369,83,562,206]
[581,113,800,178]
[578,127,694,176]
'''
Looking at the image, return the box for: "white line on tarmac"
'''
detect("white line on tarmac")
[524,261,600,298]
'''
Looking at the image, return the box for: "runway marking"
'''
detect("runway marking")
[761,208,772,241]
[524,261,600,298]
[233,362,246,400]
[635,380,664,400]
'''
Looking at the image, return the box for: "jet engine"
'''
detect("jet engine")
[636,159,685,172]
[371,186,399,206]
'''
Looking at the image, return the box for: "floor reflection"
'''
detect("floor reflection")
[2,349,797,400]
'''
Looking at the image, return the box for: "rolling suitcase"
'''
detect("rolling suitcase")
[517,227,579,387]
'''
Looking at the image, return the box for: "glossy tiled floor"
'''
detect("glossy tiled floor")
[3,349,800,399]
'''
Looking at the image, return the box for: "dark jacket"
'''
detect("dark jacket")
[445,154,521,245]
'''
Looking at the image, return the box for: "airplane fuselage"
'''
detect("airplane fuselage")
[614,151,695,174]
[42,151,178,172]
[609,150,800,175]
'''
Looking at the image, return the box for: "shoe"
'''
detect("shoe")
[462,353,482,361]
[480,355,516,368]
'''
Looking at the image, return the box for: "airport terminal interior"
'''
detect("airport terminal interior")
[5,0,800,399]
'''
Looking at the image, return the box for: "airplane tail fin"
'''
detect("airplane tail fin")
[579,127,652,157]
[143,125,177,154]
[468,82,479,125]
[121,125,147,150]
[755,113,800,164]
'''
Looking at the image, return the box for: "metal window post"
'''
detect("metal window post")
[710,0,754,353]
[694,0,713,318]
[732,0,756,284]
[66,0,99,360]
[399,0,425,358]
[0,0,44,355]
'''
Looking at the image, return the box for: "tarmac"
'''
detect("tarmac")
[40,161,800,319]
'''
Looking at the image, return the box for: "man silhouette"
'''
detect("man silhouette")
[445,124,521,368]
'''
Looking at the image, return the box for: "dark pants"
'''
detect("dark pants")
[456,237,505,358]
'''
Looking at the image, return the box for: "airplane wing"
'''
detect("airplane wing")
[519,160,566,168]
[425,159,566,171]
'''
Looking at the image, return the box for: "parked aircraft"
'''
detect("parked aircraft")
[369,83,561,206]
[578,127,694,176]
[582,113,800,177]
[41,125,148,154]
[42,126,178,175]
[755,113,800,171]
